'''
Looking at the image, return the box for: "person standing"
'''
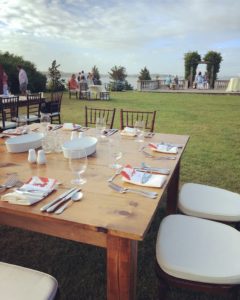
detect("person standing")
[2,70,8,95]
[17,65,28,95]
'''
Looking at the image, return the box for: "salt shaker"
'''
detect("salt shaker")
[37,150,47,164]
[28,149,37,163]
[78,132,84,138]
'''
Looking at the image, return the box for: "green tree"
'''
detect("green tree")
[0,51,47,94]
[203,51,222,89]
[138,67,151,80]
[184,51,201,86]
[109,66,127,81]
[48,60,64,91]
[91,65,101,85]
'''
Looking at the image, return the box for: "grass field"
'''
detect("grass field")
[1,91,240,299]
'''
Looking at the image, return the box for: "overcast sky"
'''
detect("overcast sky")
[0,0,239,77]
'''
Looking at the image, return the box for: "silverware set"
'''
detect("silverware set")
[103,129,118,136]
[40,187,81,213]
[108,182,158,199]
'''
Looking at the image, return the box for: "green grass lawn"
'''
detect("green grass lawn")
[1,91,240,299]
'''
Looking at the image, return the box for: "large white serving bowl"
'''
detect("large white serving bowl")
[62,136,98,158]
[5,133,43,153]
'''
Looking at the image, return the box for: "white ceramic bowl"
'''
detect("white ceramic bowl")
[5,133,44,153]
[62,136,98,158]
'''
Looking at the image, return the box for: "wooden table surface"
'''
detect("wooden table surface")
[0,127,189,299]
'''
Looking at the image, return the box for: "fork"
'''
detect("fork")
[108,182,158,199]
[107,168,123,182]
[0,175,19,192]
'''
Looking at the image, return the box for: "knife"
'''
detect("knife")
[134,167,170,175]
[40,187,76,212]
[46,188,81,213]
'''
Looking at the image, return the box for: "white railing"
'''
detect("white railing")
[137,79,229,91]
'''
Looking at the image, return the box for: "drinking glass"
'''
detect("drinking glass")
[108,137,122,169]
[134,120,145,143]
[69,149,88,185]
[95,117,106,139]
[40,113,51,133]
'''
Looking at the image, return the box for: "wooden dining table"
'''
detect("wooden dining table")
[0,127,189,299]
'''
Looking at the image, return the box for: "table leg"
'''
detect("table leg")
[166,162,180,214]
[107,235,138,300]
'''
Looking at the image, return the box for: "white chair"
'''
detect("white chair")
[0,262,58,300]
[178,183,240,222]
[156,214,240,299]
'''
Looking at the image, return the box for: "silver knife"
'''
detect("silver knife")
[134,167,170,175]
[40,187,76,212]
[46,188,80,213]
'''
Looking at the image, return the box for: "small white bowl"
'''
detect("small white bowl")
[62,136,97,158]
[5,133,43,153]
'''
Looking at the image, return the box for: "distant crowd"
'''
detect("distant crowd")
[68,71,100,91]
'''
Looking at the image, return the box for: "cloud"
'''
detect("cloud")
[0,0,240,74]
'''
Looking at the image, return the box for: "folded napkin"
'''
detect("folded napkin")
[121,165,167,188]
[3,126,28,136]
[1,176,57,205]
[120,127,137,136]
[149,143,178,154]
[62,123,81,131]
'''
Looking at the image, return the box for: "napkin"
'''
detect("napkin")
[3,126,28,136]
[121,165,167,188]
[120,127,137,136]
[62,123,81,131]
[149,143,178,154]
[1,176,57,205]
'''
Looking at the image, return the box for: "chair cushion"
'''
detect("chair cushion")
[0,121,17,129]
[0,262,58,300]
[156,215,240,284]
[179,183,240,221]
[20,114,39,122]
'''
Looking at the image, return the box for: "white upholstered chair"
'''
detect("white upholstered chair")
[178,183,240,222]
[156,214,240,299]
[0,262,58,300]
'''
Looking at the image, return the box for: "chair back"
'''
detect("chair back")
[50,91,63,114]
[80,82,88,91]
[120,109,156,132]
[0,96,19,130]
[85,106,116,129]
[26,93,42,121]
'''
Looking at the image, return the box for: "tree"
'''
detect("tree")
[184,51,201,86]
[0,51,47,94]
[109,66,127,81]
[203,51,222,89]
[48,60,64,91]
[138,67,151,80]
[91,65,101,85]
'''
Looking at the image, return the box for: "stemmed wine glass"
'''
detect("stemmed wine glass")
[68,149,88,185]
[134,120,145,143]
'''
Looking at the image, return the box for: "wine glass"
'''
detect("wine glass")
[134,120,145,143]
[68,149,88,185]
[108,137,123,169]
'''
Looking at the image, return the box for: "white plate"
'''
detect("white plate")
[62,123,81,130]
[62,136,98,158]
[5,133,43,153]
